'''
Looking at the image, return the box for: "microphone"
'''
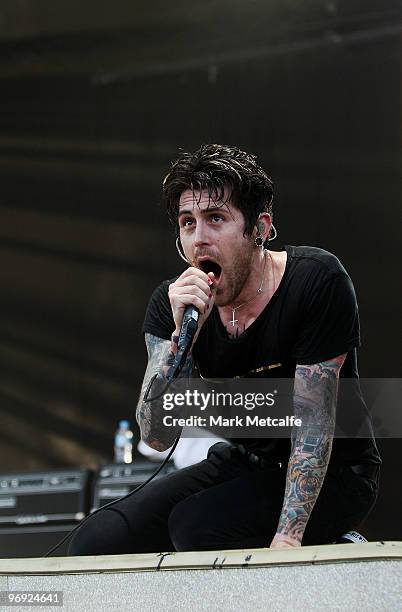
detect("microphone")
[166,305,199,381]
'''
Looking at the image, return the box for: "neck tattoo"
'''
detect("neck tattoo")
[229,249,269,327]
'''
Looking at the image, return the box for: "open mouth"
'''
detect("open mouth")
[198,259,222,282]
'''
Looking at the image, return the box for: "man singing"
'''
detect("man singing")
[69,143,380,555]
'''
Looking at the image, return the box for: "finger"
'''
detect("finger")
[170,280,212,304]
[207,272,216,290]
[170,284,211,305]
[199,293,215,319]
[173,273,211,294]
[180,267,211,286]
[182,266,208,277]
[173,294,209,313]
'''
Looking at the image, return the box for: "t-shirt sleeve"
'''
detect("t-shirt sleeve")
[292,271,360,365]
[142,280,176,340]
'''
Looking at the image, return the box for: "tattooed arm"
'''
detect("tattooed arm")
[270,353,346,548]
[137,265,214,451]
[136,332,195,452]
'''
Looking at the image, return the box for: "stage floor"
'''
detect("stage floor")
[0,542,401,611]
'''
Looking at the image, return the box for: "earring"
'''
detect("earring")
[175,237,191,264]
[254,236,264,247]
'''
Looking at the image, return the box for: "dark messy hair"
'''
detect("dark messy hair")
[162,143,274,238]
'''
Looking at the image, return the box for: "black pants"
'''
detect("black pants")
[68,443,378,556]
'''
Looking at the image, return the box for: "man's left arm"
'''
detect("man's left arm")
[270,353,347,549]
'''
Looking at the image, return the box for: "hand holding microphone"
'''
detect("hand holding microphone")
[167,267,215,380]
[168,267,216,340]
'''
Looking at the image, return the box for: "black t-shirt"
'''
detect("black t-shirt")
[142,245,381,468]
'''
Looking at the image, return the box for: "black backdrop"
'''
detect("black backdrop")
[0,0,400,539]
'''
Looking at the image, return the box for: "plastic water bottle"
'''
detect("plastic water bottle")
[114,420,133,463]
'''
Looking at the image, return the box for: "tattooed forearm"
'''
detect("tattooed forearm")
[136,333,195,451]
[275,354,346,543]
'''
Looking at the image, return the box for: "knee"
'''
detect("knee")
[168,498,207,552]
[68,508,130,556]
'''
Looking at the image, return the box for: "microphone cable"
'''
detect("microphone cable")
[43,306,199,557]
[43,436,180,557]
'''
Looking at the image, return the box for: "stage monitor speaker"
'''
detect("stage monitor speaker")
[92,460,176,511]
[0,523,76,558]
[0,469,92,527]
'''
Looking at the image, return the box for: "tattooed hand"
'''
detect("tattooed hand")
[270,534,301,549]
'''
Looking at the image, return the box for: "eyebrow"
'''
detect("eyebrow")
[178,206,228,218]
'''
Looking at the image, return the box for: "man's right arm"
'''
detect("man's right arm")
[137,266,215,451]
[136,332,195,451]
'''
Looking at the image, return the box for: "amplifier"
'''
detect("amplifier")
[0,523,75,558]
[0,469,92,526]
[92,460,176,511]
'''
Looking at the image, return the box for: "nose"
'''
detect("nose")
[193,219,211,247]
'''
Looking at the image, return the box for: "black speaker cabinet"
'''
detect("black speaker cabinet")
[0,523,76,558]
[92,460,176,511]
[0,469,92,526]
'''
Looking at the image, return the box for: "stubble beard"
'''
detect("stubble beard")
[215,240,255,307]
